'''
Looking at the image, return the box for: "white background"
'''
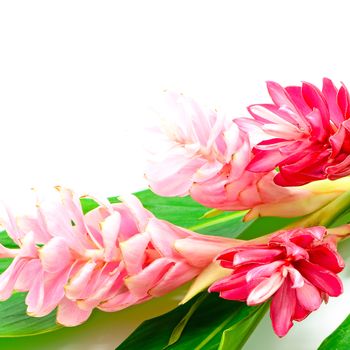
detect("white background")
[0,1,350,349]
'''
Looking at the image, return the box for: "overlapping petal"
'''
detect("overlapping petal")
[247,78,350,186]
[209,226,344,337]
[145,91,305,211]
[0,187,239,327]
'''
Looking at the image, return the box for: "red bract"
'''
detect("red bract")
[247,78,350,186]
[209,227,344,337]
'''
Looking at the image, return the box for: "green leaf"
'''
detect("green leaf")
[219,302,269,350]
[0,231,18,249]
[116,293,267,350]
[318,314,350,350]
[0,293,60,337]
[167,293,208,346]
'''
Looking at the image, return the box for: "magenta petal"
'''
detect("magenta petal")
[220,285,250,301]
[322,78,344,126]
[270,278,296,337]
[308,245,345,273]
[293,302,311,322]
[234,248,282,265]
[295,260,343,297]
[209,269,250,293]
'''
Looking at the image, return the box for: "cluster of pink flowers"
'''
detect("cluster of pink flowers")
[145,91,298,211]
[0,187,237,326]
[0,78,349,338]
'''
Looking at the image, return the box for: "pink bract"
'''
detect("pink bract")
[0,187,238,326]
[209,226,344,337]
[247,78,350,186]
[145,91,298,210]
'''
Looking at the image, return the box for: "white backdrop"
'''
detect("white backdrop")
[0,1,350,349]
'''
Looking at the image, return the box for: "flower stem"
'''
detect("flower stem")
[286,190,350,229]
[327,224,350,242]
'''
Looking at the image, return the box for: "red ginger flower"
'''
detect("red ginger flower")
[209,227,344,337]
[247,78,350,186]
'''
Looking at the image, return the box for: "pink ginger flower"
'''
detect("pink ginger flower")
[145,91,299,211]
[209,226,344,337]
[0,187,237,326]
[247,78,350,186]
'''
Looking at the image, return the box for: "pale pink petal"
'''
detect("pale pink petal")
[98,290,148,312]
[14,259,42,291]
[39,237,72,273]
[247,272,284,305]
[146,218,191,258]
[120,233,150,275]
[119,195,153,231]
[27,266,72,316]
[246,261,285,282]
[17,216,52,243]
[36,197,88,254]
[175,236,237,268]
[25,269,45,315]
[0,204,23,244]
[0,258,28,300]
[64,261,97,299]
[125,258,175,298]
[57,297,92,327]
[100,212,120,262]
[77,267,126,310]
[285,266,304,288]
[57,187,87,236]
[149,261,200,296]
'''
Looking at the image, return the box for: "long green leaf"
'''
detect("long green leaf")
[0,293,60,337]
[116,293,266,350]
[318,314,350,350]
[219,302,269,350]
